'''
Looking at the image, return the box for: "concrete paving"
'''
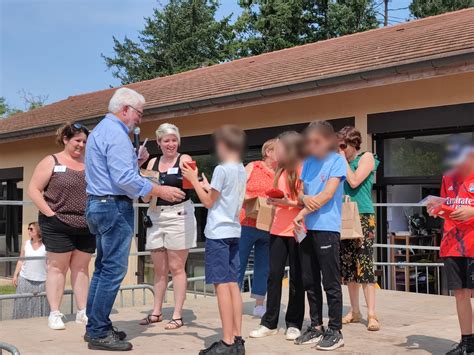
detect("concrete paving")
[0,286,463,354]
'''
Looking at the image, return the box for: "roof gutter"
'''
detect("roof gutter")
[1,50,473,142]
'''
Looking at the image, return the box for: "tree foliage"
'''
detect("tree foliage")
[1,91,48,119]
[104,0,379,83]
[409,0,473,18]
[103,0,235,84]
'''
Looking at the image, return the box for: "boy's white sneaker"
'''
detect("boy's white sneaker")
[285,327,301,341]
[253,305,266,318]
[249,325,278,338]
[75,309,88,324]
[48,311,66,330]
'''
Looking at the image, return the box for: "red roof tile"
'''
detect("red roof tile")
[1,8,473,138]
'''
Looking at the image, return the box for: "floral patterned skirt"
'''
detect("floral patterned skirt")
[340,214,376,284]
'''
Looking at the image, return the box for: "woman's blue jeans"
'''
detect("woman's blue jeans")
[238,226,270,300]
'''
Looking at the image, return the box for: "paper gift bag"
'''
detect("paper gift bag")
[340,196,364,240]
[245,197,275,231]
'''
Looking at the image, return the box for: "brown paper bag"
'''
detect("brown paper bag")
[340,196,364,240]
[245,197,275,232]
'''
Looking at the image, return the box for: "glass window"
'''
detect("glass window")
[383,132,473,177]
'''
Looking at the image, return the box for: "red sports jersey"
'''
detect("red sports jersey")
[440,172,474,257]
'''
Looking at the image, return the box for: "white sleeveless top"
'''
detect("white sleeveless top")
[20,240,47,282]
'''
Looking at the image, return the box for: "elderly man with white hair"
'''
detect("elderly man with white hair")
[84,87,186,351]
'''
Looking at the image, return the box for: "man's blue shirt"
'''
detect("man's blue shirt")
[85,113,152,199]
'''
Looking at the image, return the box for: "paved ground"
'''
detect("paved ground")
[0,286,462,355]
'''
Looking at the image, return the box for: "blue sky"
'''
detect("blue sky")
[1,0,410,110]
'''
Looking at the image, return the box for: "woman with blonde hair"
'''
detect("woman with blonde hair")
[139,123,197,329]
[12,222,49,319]
[238,138,277,317]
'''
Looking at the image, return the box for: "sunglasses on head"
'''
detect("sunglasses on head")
[72,122,89,134]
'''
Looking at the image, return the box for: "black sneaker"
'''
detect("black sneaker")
[199,340,233,354]
[294,326,325,345]
[88,333,133,351]
[233,336,245,355]
[84,327,127,342]
[446,339,474,355]
[316,328,344,351]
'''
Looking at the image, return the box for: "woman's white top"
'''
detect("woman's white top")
[19,240,47,282]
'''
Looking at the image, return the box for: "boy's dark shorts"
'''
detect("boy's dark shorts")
[443,257,474,290]
[39,214,96,254]
[205,237,240,285]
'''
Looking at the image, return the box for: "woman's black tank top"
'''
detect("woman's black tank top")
[154,154,191,206]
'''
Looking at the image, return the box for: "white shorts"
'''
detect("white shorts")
[145,200,197,251]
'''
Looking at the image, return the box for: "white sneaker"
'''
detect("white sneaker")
[253,305,266,318]
[48,311,66,330]
[249,325,278,338]
[285,327,301,341]
[75,309,88,324]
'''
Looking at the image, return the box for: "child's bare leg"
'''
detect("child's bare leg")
[215,283,234,344]
[229,282,243,337]
[454,289,473,335]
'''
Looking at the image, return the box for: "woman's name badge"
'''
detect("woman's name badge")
[54,165,67,173]
[167,167,179,175]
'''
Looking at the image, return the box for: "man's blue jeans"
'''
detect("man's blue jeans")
[85,196,134,339]
[238,226,270,300]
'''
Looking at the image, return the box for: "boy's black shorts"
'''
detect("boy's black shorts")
[443,257,474,290]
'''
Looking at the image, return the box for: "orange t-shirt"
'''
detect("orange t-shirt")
[270,169,302,237]
[440,172,474,257]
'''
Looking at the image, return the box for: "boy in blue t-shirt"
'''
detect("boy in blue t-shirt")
[182,125,247,355]
[294,121,347,351]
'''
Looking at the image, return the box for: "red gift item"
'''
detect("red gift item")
[265,188,285,199]
[182,161,197,190]
[432,204,455,219]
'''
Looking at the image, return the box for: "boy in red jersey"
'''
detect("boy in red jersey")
[430,140,474,355]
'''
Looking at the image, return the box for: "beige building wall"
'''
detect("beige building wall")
[1,72,473,284]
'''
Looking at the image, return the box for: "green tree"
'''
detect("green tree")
[235,0,378,56]
[103,0,235,84]
[409,0,473,18]
[0,97,23,119]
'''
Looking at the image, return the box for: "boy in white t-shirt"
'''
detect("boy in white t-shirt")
[182,125,247,355]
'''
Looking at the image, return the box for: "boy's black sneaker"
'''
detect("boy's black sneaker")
[446,339,474,355]
[233,336,245,355]
[84,327,127,342]
[315,328,344,351]
[88,333,132,351]
[199,340,233,354]
[294,326,324,345]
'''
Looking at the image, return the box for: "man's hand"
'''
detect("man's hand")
[303,195,321,211]
[450,206,474,222]
[137,143,150,167]
[267,196,290,207]
[157,186,186,203]
[181,162,199,185]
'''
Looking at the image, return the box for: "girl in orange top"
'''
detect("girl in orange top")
[250,131,319,342]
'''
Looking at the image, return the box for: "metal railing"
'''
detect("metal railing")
[0,342,20,355]
[0,284,154,321]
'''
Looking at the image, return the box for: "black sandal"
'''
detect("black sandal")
[165,318,184,330]
[139,314,162,325]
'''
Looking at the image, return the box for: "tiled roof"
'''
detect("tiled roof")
[1,8,473,138]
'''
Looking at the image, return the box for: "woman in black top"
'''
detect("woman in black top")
[140,123,197,329]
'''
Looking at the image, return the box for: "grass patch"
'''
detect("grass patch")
[0,284,16,295]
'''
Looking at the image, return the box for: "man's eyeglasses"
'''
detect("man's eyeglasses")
[128,105,143,117]
[72,122,89,134]
[28,227,34,231]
